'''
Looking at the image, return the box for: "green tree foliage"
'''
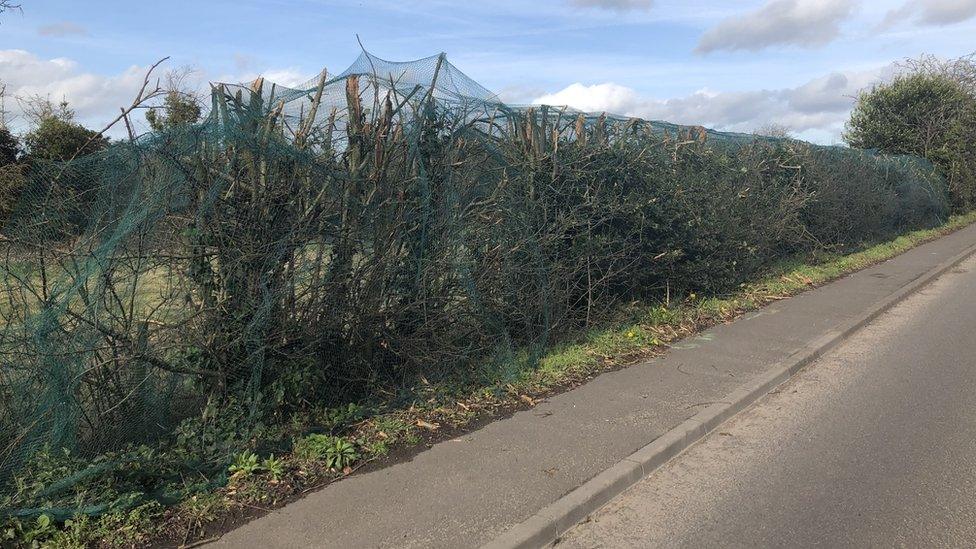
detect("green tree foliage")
[845,73,969,156]
[0,126,20,166]
[18,100,107,233]
[23,102,107,163]
[0,127,22,223]
[145,91,201,131]
[845,56,976,210]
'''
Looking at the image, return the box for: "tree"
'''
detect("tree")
[17,98,107,234]
[844,73,970,157]
[22,99,107,163]
[845,58,976,210]
[753,123,794,140]
[145,67,202,131]
[145,91,201,131]
[0,126,19,166]
[0,128,22,223]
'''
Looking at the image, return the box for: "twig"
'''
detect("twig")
[59,56,169,171]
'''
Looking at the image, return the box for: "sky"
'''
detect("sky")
[1,0,976,144]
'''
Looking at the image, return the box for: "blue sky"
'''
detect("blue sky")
[1,0,976,143]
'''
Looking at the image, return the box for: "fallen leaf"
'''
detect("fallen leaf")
[342,466,353,475]
[520,395,535,406]
[416,419,440,431]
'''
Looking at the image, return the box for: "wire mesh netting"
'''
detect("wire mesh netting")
[0,50,950,519]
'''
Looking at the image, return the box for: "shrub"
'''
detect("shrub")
[0,55,954,522]
[0,127,20,167]
[23,112,107,164]
[845,55,976,210]
[145,90,201,131]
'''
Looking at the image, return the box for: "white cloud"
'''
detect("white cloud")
[0,49,319,137]
[696,0,857,54]
[0,49,152,134]
[569,0,654,11]
[258,69,314,88]
[219,66,316,90]
[530,64,894,143]
[534,82,641,113]
[881,0,976,28]
[496,83,548,105]
[37,22,88,38]
[783,67,897,114]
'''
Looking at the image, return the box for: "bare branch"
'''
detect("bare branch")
[0,1,22,16]
[90,56,170,144]
[53,56,169,175]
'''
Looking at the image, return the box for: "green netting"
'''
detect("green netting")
[0,49,950,518]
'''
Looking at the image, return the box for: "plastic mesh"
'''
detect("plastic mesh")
[0,49,950,520]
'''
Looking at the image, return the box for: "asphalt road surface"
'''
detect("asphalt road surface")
[559,254,976,548]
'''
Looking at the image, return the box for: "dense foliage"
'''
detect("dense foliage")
[846,55,976,210]
[0,65,951,529]
[22,113,107,164]
[0,127,19,166]
[145,90,202,131]
[0,128,22,223]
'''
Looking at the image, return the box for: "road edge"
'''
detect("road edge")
[481,233,976,549]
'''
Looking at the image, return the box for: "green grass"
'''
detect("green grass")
[4,211,976,548]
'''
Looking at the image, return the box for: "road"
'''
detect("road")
[559,254,976,548]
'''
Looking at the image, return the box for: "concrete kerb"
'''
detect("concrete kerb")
[482,237,976,549]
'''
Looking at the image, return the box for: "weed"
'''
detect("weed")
[177,491,227,530]
[228,451,261,481]
[292,434,359,470]
[2,514,56,547]
[262,455,286,482]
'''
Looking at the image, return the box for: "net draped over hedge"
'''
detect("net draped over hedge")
[0,51,950,517]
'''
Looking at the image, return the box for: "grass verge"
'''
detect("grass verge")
[5,211,976,548]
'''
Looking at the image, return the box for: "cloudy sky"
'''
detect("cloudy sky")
[1,0,975,143]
